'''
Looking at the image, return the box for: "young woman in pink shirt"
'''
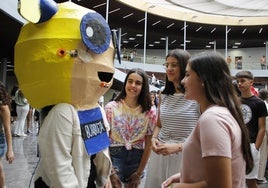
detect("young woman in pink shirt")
[162,52,253,188]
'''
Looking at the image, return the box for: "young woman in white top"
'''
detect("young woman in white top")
[145,49,199,187]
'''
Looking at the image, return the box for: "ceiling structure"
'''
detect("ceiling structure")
[0,0,268,65]
[139,0,268,22]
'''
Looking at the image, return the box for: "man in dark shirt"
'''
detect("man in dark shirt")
[236,71,268,188]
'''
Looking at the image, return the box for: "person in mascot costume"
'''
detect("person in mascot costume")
[14,0,116,187]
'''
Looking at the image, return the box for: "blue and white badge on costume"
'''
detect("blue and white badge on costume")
[78,107,110,155]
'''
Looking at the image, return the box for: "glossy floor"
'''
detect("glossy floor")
[3,130,268,188]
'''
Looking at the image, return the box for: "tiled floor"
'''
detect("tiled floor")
[2,128,268,188]
[3,129,39,188]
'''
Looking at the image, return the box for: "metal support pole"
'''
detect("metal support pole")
[0,58,7,85]
[225,25,228,59]
[106,0,109,22]
[183,21,186,50]
[165,36,168,56]
[118,28,122,53]
[143,11,148,65]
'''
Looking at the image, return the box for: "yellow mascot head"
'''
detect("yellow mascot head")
[15,0,115,109]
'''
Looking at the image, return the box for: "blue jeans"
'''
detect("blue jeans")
[0,133,6,157]
[109,146,144,183]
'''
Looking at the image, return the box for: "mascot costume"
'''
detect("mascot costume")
[15,0,116,187]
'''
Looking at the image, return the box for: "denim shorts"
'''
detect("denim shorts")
[109,146,144,183]
[0,133,6,158]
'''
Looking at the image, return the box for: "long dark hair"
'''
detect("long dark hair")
[0,82,10,106]
[189,51,253,173]
[162,49,190,95]
[115,68,151,113]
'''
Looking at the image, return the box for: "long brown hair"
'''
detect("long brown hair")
[0,82,11,106]
[189,51,253,173]
[162,49,190,95]
[115,68,151,113]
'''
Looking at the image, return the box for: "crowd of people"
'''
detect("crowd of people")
[227,55,268,70]
[2,50,268,187]
[105,50,268,187]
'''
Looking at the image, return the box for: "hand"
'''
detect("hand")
[127,172,141,188]
[110,173,122,188]
[151,137,161,152]
[6,150,14,164]
[161,173,181,188]
[154,143,181,155]
[104,177,112,188]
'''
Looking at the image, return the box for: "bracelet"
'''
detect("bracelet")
[178,143,183,152]
[110,168,116,176]
[134,172,141,178]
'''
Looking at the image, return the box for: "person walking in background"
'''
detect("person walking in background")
[26,106,35,134]
[13,89,29,137]
[235,70,267,188]
[236,58,243,69]
[150,91,158,113]
[151,73,156,85]
[227,55,232,67]
[162,51,253,188]
[10,85,18,124]
[130,49,134,62]
[256,88,268,184]
[251,86,259,96]
[109,92,118,102]
[0,82,15,187]
[105,68,157,188]
[260,55,266,70]
[145,49,199,188]
[98,96,104,108]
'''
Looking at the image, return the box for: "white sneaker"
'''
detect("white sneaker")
[27,130,32,134]
[257,178,267,184]
[18,134,28,137]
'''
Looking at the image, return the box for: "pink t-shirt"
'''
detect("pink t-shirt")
[181,105,246,188]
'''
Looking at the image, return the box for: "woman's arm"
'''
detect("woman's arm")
[163,156,231,188]
[255,116,266,150]
[154,142,183,155]
[152,101,162,151]
[202,156,231,188]
[128,135,152,187]
[162,173,181,187]
[136,135,152,175]
[0,105,14,163]
[152,111,182,155]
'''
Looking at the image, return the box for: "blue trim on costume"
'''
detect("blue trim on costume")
[80,12,111,54]
[38,0,58,23]
[78,107,110,155]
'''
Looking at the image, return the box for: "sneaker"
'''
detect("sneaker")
[27,130,32,134]
[17,134,28,137]
[12,134,19,137]
[257,178,267,184]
